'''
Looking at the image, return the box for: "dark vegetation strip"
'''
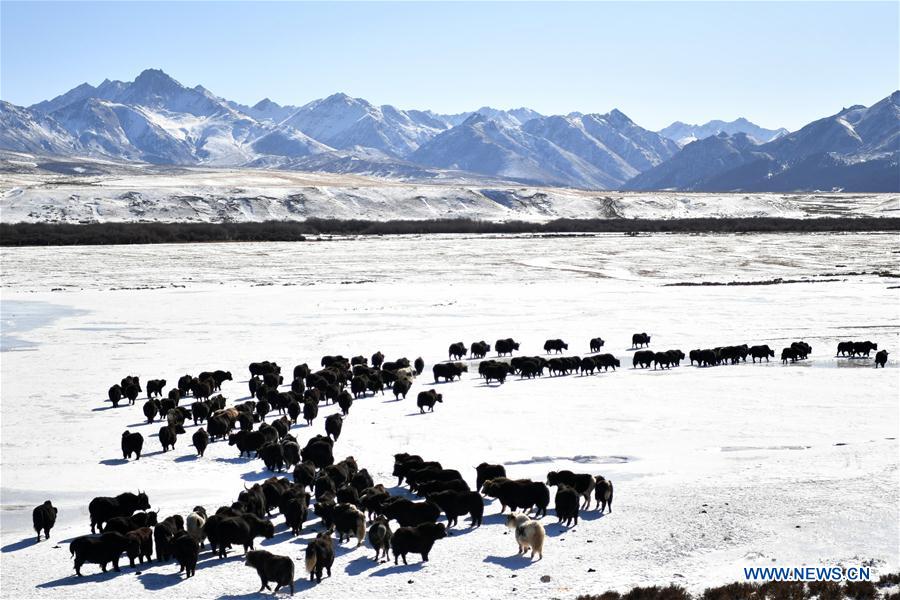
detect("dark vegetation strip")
[665,272,898,286]
[1,217,899,246]
[665,278,847,287]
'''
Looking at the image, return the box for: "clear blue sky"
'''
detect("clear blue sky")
[1,1,897,130]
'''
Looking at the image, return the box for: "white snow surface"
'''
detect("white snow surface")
[1,156,897,223]
[1,233,898,599]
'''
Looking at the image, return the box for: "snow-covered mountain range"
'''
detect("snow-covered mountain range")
[627,92,900,193]
[658,118,788,146]
[1,68,898,192]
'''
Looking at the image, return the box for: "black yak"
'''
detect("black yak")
[427,490,484,527]
[554,485,580,527]
[146,379,166,398]
[325,414,343,441]
[89,491,150,533]
[304,531,334,582]
[631,333,651,348]
[390,522,446,565]
[749,345,775,363]
[495,338,520,357]
[245,549,294,595]
[594,476,614,513]
[172,531,199,578]
[159,424,178,452]
[417,389,443,413]
[448,342,468,360]
[543,339,568,354]
[70,532,137,576]
[432,362,467,382]
[470,341,491,359]
[482,478,549,517]
[367,516,392,562]
[475,462,506,492]
[32,500,57,542]
[547,470,595,509]
[121,431,144,460]
[108,384,123,408]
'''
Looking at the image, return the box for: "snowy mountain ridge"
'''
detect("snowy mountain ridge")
[0,68,704,189]
[628,91,900,193]
[2,69,898,191]
[659,118,789,146]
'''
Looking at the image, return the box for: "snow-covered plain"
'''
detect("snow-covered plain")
[1,233,898,599]
[2,154,898,223]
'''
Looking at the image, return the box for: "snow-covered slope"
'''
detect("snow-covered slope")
[248,125,334,159]
[226,98,299,124]
[629,92,900,192]
[280,93,450,157]
[2,153,896,223]
[18,70,274,166]
[0,101,81,155]
[410,110,678,189]
[625,133,768,191]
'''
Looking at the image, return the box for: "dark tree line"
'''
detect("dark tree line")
[1,217,898,247]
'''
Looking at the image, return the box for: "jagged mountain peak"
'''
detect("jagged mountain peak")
[605,108,633,123]
[133,67,179,85]
[253,97,279,110]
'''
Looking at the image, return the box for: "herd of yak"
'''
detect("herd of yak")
[27,333,887,594]
[33,346,619,594]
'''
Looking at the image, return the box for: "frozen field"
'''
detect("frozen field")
[1,232,898,599]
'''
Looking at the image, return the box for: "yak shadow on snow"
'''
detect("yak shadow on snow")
[99,458,129,466]
[218,592,288,600]
[57,535,87,544]
[1,537,39,553]
[344,554,381,576]
[137,571,186,591]
[369,562,424,577]
[480,513,509,526]
[140,449,171,458]
[240,469,278,482]
[173,454,199,463]
[544,521,576,537]
[483,554,539,570]
[216,575,322,596]
[577,510,608,522]
[259,529,293,547]
[330,541,363,559]
[214,456,253,466]
[442,526,477,538]
[197,553,244,570]
[37,569,122,588]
